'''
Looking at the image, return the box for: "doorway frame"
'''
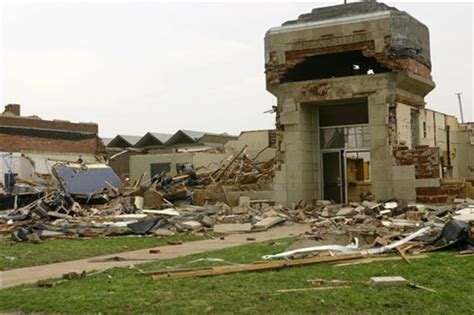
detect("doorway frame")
[320,149,345,204]
[321,148,370,204]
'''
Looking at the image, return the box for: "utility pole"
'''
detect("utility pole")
[455,92,464,123]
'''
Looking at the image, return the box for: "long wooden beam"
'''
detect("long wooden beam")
[151,253,363,280]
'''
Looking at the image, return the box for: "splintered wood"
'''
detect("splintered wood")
[151,254,363,280]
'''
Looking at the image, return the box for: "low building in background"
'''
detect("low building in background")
[0,104,105,190]
[108,129,238,180]
[129,129,276,184]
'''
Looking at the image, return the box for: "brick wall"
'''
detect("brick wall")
[0,133,104,154]
[416,185,464,204]
[393,145,440,179]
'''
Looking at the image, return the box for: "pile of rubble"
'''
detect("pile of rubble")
[0,159,473,256]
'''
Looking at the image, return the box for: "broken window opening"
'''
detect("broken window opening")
[282,50,391,83]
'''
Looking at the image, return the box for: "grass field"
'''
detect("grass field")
[1,238,473,314]
[0,234,203,270]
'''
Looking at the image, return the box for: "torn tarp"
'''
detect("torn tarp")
[421,219,474,251]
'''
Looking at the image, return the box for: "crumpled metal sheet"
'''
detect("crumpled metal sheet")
[262,226,432,260]
[53,163,122,195]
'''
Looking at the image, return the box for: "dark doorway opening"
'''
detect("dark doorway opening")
[322,151,345,203]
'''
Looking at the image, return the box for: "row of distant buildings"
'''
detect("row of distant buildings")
[105,129,276,184]
[0,104,276,191]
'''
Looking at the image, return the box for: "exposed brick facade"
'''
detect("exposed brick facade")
[266,37,432,86]
[0,133,104,154]
[416,184,464,204]
[393,145,440,179]
[0,105,104,155]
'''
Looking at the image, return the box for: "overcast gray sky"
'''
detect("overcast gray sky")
[1,1,472,138]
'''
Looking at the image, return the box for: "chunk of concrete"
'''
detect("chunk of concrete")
[370,276,408,286]
[213,223,252,234]
[238,196,251,207]
[384,202,398,209]
[153,229,175,236]
[181,221,202,230]
[263,209,279,218]
[253,217,286,231]
[453,208,474,222]
[336,207,356,216]
[406,211,423,221]
[197,214,214,227]
[232,206,247,215]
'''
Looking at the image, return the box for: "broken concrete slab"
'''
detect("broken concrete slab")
[232,206,247,215]
[336,207,356,217]
[253,217,286,231]
[180,221,202,230]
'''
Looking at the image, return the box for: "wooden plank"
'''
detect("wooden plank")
[152,253,363,280]
[213,145,248,181]
[397,247,411,264]
[408,282,437,293]
[334,255,427,267]
[105,180,119,194]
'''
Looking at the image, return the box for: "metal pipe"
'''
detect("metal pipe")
[456,92,465,123]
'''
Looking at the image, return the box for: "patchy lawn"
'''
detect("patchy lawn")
[0,238,473,314]
[0,234,204,270]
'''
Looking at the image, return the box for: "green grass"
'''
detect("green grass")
[1,238,473,314]
[0,234,203,270]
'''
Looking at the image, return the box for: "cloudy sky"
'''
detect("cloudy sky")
[1,1,472,138]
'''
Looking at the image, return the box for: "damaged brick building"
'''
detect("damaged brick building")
[0,104,105,188]
[265,2,474,205]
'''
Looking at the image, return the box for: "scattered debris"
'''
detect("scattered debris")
[1,158,472,261]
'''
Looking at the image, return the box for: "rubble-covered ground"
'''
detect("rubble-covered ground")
[0,239,472,314]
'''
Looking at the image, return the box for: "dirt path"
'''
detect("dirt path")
[0,223,309,289]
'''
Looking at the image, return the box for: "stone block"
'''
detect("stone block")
[280,110,300,125]
[181,221,202,230]
[253,217,286,231]
[232,206,247,215]
[370,276,408,286]
[238,196,251,207]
